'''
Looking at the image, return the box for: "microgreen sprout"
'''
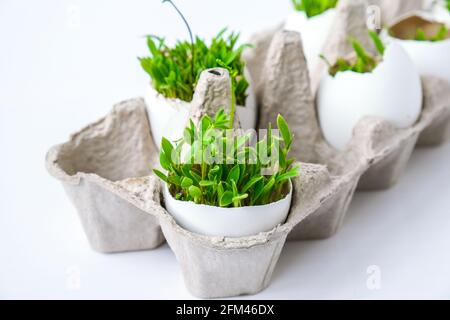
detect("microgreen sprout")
[414,25,449,41]
[154,111,300,207]
[321,30,385,76]
[291,0,338,18]
[139,1,251,105]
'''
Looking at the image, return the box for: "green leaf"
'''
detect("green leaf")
[160,152,171,171]
[292,0,338,18]
[181,177,193,188]
[153,169,168,183]
[262,176,276,194]
[189,170,202,184]
[183,128,193,145]
[168,175,182,186]
[277,114,292,147]
[241,175,263,193]
[188,185,202,199]
[217,181,225,199]
[326,30,383,76]
[227,165,240,184]
[140,24,251,106]
[432,25,449,41]
[232,193,248,203]
[350,37,370,65]
[219,191,233,207]
[415,28,427,41]
[369,30,385,55]
[161,137,174,164]
[252,178,266,204]
[199,180,215,187]
[276,165,300,183]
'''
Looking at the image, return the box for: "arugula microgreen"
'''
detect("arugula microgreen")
[291,0,338,18]
[139,0,251,105]
[154,111,300,208]
[321,30,385,76]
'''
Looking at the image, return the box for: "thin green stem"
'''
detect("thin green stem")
[162,0,196,80]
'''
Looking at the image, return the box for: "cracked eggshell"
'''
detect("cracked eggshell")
[163,181,292,238]
[145,69,257,149]
[284,9,336,72]
[429,2,450,25]
[387,14,450,84]
[145,86,190,149]
[317,42,423,150]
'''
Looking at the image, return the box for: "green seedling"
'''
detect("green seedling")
[139,0,251,105]
[321,30,385,76]
[291,0,338,18]
[154,111,300,208]
[414,25,449,42]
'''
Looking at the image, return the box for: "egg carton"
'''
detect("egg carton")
[45,73,337,298]
[245,0,450,240]
[45,69,449,299]
[368,0,427,26]
[45,0,449,299]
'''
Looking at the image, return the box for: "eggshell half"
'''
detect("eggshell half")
[285,9,336,73]
[163,181,292,238]
[391,37,450,84]
[317,42,423,150]
[387,12,450,84]
[145,68,257,149]
[429,3,450,25]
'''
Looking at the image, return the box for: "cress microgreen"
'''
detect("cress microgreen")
[154,111,300,208]
[413,24,449,41]
[139,0,251,106]
[291,0,338,18]
[320,30,385,77]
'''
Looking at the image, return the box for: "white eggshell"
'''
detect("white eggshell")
[145,68,257,149]
[284,9,336,72]
[163,181,292,238]
[317,42,423,150]
[429,3,450,25]
[392,37,450,84]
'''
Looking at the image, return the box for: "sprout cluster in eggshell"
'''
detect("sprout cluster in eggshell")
[317,42,423,150]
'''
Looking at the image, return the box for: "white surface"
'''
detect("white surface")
[0,0,449,300]
[164,182,292,237]
[317,42,423,150]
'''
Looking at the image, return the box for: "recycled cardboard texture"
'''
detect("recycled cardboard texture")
[148,69,337,298]
[245,17,450,236]
[46,100,165,253]
[312,0,376,92]
[47,64,376,297]
[189,68,242,128]
[417,80,450,146]
[46,0,449,297]
[368,0,426,26]
[46,70,449,298]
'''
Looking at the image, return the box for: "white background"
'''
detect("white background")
[0,0,449,300]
